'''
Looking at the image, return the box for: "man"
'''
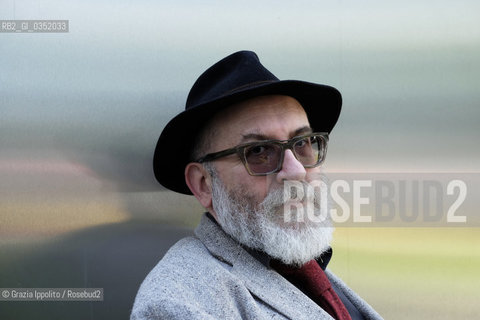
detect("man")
[131,51,382,319]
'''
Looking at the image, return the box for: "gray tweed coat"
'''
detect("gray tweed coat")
[131,214,383,319]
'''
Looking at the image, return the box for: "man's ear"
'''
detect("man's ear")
[185,162,213,211]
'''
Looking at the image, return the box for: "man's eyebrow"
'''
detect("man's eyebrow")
[240,126,313,142]
[240,133,270,142]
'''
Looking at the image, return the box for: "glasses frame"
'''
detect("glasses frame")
[196,132,329,176]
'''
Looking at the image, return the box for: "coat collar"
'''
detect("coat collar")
[194,213,334,320]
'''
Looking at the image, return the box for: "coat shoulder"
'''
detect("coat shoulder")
[130,236,246,319]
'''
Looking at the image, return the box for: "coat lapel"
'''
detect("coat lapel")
[232,252,334,320]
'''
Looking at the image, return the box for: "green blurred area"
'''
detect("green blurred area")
[330,228,480,319]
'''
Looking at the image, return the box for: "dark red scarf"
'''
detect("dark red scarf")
[271,259,352,320]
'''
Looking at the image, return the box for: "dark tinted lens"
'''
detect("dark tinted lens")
[244,143,281,174]
[293,136,320,166]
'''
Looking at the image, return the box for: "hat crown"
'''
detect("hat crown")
[186,51,279,110]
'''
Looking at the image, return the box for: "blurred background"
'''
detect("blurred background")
[1,0,479,319]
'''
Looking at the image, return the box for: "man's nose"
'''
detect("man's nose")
[276,149,307,182]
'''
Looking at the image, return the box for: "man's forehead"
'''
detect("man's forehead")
[204,95,311,148]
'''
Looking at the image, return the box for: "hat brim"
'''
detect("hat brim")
[153,80,342,195]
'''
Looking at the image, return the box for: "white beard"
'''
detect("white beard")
[208,166,334,267]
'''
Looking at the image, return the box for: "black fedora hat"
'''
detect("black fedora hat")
[153,50,342,194]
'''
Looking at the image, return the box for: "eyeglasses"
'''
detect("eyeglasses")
[196,132,328,175]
